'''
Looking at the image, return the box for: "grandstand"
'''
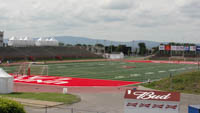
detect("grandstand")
[0,47,102,61]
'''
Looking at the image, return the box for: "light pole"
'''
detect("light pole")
[104,40,106,55]
[111,41,113,53]
[132,40,134,56]
[182,38,185,58]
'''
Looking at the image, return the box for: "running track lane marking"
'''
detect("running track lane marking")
[158,71,166,73]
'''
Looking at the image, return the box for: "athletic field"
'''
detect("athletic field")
[2,60,198,82]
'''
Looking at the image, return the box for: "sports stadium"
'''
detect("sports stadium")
[0,36,200,113]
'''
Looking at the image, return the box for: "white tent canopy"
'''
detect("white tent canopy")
[8,36,35,47]
[36,37,59,46]
[0,68,13,94]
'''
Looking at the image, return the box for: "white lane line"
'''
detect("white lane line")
[130,74,141,77]
[169,69,176,72]
[158,71,166,73]
[145,72,154,75]
[115,76,124,79]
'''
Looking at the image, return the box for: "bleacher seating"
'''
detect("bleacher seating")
[0,47,101,61]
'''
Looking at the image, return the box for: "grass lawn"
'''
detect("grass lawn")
[1,61,198,82]
[0,92,80,104]
[143,70,200,94]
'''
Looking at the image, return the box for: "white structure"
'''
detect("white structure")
[36,37,59,46]
[124,89,180,113]
[104,52,124,59]
[49,37,59,46]
[0,31,4,47]
[8,36,35,47]
[8,36,59,47]
[0,68,13,94]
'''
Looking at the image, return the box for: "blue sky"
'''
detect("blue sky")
[0,0,200,43]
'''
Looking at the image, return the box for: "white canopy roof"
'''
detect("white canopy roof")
[9,36,17,40]
[37,37,46,41]
[19,37,24,40]
[24,37,29,40]
[0,68,12,78]
[49,37,57,41]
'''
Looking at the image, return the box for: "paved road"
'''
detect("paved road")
[24,91,200,113]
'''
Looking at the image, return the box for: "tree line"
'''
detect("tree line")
[59,42,151,56]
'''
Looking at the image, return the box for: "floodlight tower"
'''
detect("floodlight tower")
[182,37,185,58]
[104,40,106,54]
[110,41,113,53]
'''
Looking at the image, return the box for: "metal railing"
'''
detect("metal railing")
[20,102,106,113]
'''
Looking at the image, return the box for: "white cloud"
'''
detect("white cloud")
[102,0,135,10]
[0,0,200,43]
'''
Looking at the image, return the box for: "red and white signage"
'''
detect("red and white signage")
[124,90,180,113]
[12,75,139,87]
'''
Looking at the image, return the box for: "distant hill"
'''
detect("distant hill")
[4,36,166,49]
[53,36,163,49]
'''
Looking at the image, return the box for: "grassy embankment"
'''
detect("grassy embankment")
[143,70,200,94]
[0,92,80,104]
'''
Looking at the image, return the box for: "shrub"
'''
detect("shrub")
[0,97,26,113]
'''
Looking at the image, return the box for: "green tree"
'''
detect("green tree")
[75,44,82,47]
[95,43,104,47]
[138,42,147,55]
[59,42,65,46]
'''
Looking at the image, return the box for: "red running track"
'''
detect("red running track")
[124,60,198,65]
[12,75,140,87]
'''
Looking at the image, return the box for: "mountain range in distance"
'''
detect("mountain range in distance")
[4,36,167,49]
[52,36,164,49]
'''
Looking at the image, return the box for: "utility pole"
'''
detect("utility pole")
[111,41,113,53]
[104,40,106,54]
[182,38,185,58]
[132,40,134,56]
[198,59,199,70]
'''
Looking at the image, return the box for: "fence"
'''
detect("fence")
[20,102,106,113]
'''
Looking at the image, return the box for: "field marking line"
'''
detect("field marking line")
[158,71,166,73]
[130,74,141,77]
[168,69,177,72]
[145,72,154,75]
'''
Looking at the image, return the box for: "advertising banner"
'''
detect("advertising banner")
[190,46,196,51]
[171,46,177,51]
[176,46,184,51]
[165,45,171,51]
[159,45,165,51]
[184,46,190,51]
[196,46,200,52]
[124,89,180,113]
